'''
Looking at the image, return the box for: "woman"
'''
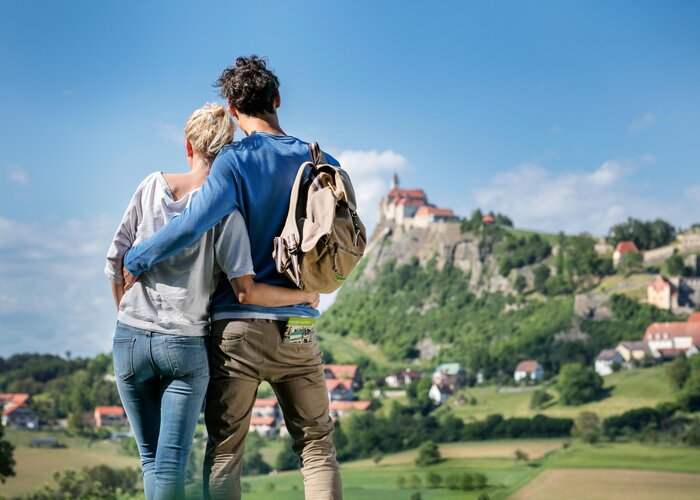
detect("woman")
[105,103,318,500]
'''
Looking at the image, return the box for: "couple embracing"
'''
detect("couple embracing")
[105,55,342,500]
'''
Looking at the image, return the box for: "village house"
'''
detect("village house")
[93,406,127,428]
[326,379,354,401]
[613,240,640,264]
[328,401,371,420]
[378,174,456,231]
[612,241,640,268]
[429,363,467,405]
[616,341,651,363]
[514,360,544,383]
[249,398,281,437]
[595,349,624,377]
[1,393,39,430]
[643,312,700,359]
[647,275,678,311]
[384,368,423,388]
[324,364,362,402]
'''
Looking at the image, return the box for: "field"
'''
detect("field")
[441,364,674,422]
[2,431,140,498]
[5,431,700,500]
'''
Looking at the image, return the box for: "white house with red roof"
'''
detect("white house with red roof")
[647,275,679,311]
[643,312,700,359]
[1,393,38,429]
[324,364,362,389]
[613,240,640,267]
[93,406,127,428]
[514,360,544,383]
[328,401,371,419]
[595,349,624,376]
[378,174,455,230]
[249,398,281,437]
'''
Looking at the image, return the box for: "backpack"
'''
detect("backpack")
[273,142,367,293]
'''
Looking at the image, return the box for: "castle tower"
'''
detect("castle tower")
[391,173,399,190]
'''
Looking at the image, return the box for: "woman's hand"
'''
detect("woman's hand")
[123,266,140,291]
[306,293,320,309]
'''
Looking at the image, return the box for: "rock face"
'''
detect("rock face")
[574,293,612,320]
[358,221,514,295]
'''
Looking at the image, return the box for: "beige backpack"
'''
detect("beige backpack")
[273,143,367,293]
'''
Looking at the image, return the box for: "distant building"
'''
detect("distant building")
[514,360,544,383]
[249,399,282,437]
[428,383,454,405]
[329,401,371,419]
[612,241,639,268]
[326,379,354,401]
[481,215,495,225]
[429,363,467,404]
[595,349,624,376]
[378,174,455,231]
[384,369,423,388]
[249,417,277,437]
[643,312,700,359]
[616,341,651,363]
[1,393,38,430]
[324,364,362,389]
[678,277,700,308]
[647,275,678,311]
[93,406,127,428]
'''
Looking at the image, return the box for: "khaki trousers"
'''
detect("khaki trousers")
[203,318,342,500]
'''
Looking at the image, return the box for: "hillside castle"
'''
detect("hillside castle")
[378,174,456,231]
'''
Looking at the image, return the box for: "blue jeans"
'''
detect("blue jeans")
[113,321,210,500]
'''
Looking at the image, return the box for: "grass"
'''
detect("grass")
[443,364,675,422]
[317,331,392,367]
[592,272,654,300]
[3,430,140,498]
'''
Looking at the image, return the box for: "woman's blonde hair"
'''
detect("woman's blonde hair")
[184,103,235,158]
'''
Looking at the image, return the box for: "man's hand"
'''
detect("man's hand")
[123,267,140,291]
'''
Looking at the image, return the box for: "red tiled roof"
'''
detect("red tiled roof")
[649,275,673,292]
[396,199,426,206]
[415,206,455,217]
[482,215,496,223]
[325,364,358,380]
[515,360,540,373]
[658,348,685,359]
[0,393,30,415]
[326,379,353,392]
[689,312,700,323]
[615,241,639,254]
[250,417,276,426]
[644,321,700,344]
[254,398,278,408]
[94,406,125,416]
[388,188,427,201]
[618,341,649,353]
[329,401,371,411]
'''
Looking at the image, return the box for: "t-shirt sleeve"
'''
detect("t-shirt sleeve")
[105,178,148,283]
[214,211,256,280]
[124,153,239,275]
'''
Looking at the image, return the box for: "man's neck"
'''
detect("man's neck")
[238,112,285,137]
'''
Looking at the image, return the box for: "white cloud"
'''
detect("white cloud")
[156,122,184,146]
[0,215,119,356]
[629,112,655,133]
[333,149,409,232]
[7,166,29,185]
[474,159,692,235]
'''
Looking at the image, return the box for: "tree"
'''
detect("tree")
[396,475,407,489]
[666,249,687,276]
[514,275,527,293]
[573,411,601,443]
[415,440,441,466]
[666,355,691,390]
[0,422,16,483]
[276,439,300,471]
[530,389,553,409]
[514,449,529,462]
[608,218,676,250]
[426,471,443,488]
[557,363,603,405]
[533,265,551,292]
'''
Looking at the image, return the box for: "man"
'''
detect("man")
[124,55,342,500]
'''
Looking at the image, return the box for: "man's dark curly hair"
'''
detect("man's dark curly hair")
[214,55,280,116]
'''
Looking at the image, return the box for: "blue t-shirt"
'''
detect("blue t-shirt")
[124,132,338,320]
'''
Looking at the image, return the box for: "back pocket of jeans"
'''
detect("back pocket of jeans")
[113,337,136,380]
[164,337,209,378]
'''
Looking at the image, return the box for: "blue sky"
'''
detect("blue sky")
[1,1,698,356]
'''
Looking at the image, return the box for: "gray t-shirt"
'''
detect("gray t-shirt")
[105,172,254,336]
